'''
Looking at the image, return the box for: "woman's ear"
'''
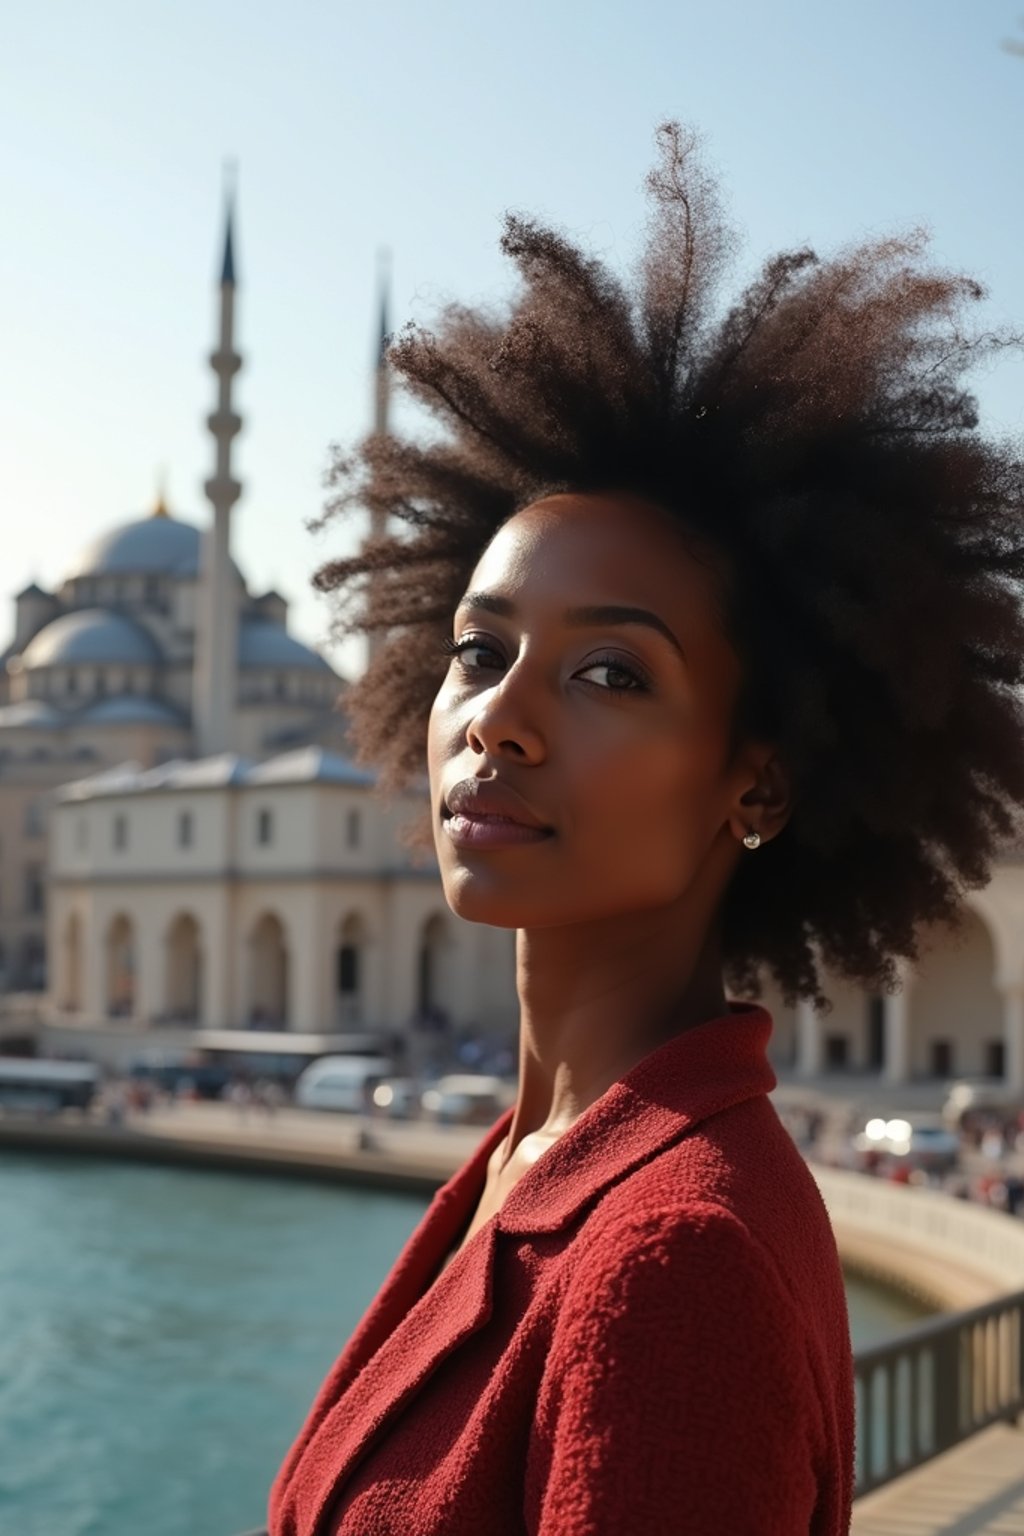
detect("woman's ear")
[729,748,793,849]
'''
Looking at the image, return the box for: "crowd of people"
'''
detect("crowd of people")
[777,1100,1024,1218]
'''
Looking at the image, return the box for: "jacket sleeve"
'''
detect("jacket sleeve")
[525,1202,824,1535]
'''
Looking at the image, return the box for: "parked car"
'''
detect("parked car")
[293,1054,392,1112]
[851,1113,960,1172]
[370,1077,422,1120]
[941,1078,1024,1129]
[420,1074,515,1126]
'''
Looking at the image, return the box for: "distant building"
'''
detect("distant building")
[754,861,1024,1091]
[0,198,345,997]
[44,747,516,1067]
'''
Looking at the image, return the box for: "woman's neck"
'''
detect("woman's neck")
[504,904,728,1161]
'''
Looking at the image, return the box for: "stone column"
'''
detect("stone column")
[1000,982,1024,1093]
[795,997,822,1078]
[201,890,232,1030]
[83,903,102,1019]
[882,962,914,1085]
[136,909,162,1025]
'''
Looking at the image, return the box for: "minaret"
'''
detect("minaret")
[194,178,242,757]
[372,246,392,453]
[367,248,391,666]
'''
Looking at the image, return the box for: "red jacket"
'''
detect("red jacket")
[269,1003,855,1535]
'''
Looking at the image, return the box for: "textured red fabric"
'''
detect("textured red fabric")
[268,1003,855,1535]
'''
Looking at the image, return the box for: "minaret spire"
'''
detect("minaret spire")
[194,165,242,758]
[373,246,391,440]
[366,248,392,667]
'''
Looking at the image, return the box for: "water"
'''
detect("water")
[0,1156,930,1536]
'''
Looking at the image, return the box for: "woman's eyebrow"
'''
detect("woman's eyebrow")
[455,592,686,661]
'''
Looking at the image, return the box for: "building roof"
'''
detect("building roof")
[78,696,188,727]
[244,745,374,786]
[0,699,62,729]
[55,753,255,801]
[54,745,374,800]
[20,609,162,668]
[238,619,334,672]
[62,513,240,581]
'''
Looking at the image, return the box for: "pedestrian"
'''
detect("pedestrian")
[268,122,1024,1536]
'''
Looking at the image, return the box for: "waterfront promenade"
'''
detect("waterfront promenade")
[2,1099,1023,1532]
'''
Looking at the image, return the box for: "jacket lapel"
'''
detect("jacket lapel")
[279,1115,511,1536]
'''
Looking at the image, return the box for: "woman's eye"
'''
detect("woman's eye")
[576,658,648,693]
[441,636,504,671]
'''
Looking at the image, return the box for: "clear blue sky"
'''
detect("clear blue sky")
[2,0,1022,678]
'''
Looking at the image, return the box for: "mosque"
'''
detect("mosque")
[1,203,1023,1092]
[0,200,517,1066]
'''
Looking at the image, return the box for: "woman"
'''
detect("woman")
[268,124,1024,1535]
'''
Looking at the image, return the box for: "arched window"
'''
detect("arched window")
[246,912,288,1028]
[165,912,202,1024]
[335,913,367,1027]
[416,914,453,1030]
[105,914,135,1018]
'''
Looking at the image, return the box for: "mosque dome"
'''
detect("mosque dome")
[238,619,334,672]
[63,513,205,579]
[20,609,162,669]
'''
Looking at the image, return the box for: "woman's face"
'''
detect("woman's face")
[427,491,754,929]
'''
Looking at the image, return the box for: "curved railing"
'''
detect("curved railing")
[854,1284,1023,1495]
[812,1164,1024,1301]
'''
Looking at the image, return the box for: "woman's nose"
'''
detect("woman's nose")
[465,663,547,763]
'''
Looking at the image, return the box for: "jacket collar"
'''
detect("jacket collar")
[276,1002,775,1535]
[495,1000,776,1235]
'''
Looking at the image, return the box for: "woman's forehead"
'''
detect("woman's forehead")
[466,492,725,618]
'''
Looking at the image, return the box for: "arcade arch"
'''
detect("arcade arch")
[106,913,135,1018]
[416,913,455,1028]
[165,912,203,1025]
[335,912,368,1027]
[910,907,1002,1080]
[246,912,289,1028]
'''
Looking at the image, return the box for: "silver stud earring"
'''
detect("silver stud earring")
[742,830,761,850]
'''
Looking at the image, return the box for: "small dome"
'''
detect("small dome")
[21,609,162,668]
[238,619,334,672]
[64,514,204,579]
[78,696,186,726]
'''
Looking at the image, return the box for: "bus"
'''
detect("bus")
[0,1057,101,1113]
[128,1030,395,1097]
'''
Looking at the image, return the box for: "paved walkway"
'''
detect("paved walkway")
[851,1420,1024,1535]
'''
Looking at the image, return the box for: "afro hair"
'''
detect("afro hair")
[310,122,1024,1010]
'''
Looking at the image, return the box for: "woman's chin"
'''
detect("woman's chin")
[441,886,526,928]
[440,868,546,928]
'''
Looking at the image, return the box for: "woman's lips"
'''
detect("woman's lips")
[442,811,554,849]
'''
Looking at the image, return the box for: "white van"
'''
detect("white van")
[420,1073,515,1126]
[294,1054,392,1112]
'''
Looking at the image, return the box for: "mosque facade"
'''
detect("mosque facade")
[0,494,354,1000]
[0,198,518,1063]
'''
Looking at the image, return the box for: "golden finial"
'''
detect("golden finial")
[152,467,170,518]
